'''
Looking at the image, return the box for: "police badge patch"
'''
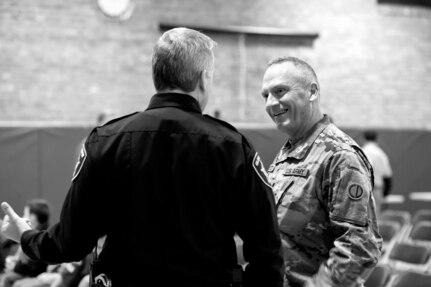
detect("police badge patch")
[253,153,272,188]
[72,144,87,182]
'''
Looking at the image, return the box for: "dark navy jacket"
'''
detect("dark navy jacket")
[21,93,284,287]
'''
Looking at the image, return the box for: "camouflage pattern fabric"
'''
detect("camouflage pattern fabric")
[268,115,382,287]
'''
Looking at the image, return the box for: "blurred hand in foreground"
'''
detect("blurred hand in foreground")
[0,202,32,242]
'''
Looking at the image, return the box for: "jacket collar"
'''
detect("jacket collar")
[146,93,202,114]
[276,115,331,163]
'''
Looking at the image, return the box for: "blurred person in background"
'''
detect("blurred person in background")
[0,27,283,287]
[362,130,393,216]
[260,56,382,287]
[11,254,92,287]
[0,199,50,287]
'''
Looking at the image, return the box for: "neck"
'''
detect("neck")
[157,88,205,110]
[290,109,324,142]
[158,89,190,95]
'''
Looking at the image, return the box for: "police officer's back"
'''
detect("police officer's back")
[1,28,284,287]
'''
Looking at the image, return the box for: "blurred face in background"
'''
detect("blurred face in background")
[23,206,39,229]
[261,62,317,140]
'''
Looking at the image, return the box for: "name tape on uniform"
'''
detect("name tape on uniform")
[283,168,309,177]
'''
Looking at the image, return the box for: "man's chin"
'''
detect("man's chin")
[275,123,291,135]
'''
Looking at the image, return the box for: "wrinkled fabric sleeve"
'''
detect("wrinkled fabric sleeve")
[312,150,382,287]
[21,131,111,264]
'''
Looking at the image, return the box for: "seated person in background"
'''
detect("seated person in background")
[0,199,50,287]
[12,257,92,287]
[0,235,19,273]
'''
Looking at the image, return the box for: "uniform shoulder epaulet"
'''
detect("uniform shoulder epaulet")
[101,112,139,127]
[204,114,239,133]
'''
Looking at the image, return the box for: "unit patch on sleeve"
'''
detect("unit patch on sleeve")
[253,153,272,188]
[72,144,87,182]
[348,184,364,200]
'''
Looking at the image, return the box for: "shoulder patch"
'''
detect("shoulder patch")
[253,153,272,188]
[348,184,364,200]
[72,144,87,182]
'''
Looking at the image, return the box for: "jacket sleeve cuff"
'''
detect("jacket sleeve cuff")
[20,229,41,261]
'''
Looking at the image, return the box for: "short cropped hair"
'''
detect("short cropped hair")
[152,27,217,92]
[267,56,319,88]
[26,199,51,230]
[364,130,378,141]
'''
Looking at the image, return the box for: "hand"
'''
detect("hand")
[5,255,18,271]
[299,277,312,287]
[0,202,32,242]
[37,272,62,284]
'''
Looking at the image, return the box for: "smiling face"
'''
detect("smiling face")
[261,61,319,140]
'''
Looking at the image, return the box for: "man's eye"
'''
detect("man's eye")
[276,88,286,94]
[261,93,269,100]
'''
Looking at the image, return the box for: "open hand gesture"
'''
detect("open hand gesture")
[0,202,32,242]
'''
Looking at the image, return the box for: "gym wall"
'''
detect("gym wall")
[1,0,430,128]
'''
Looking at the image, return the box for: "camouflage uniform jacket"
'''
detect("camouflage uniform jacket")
[268,115,382,287]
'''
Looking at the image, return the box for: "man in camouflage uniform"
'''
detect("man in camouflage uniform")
[260,57,382,287]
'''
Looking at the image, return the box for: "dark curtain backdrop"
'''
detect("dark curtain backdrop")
[1,126,430,222]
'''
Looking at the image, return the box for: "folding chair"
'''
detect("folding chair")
[386,242,431,272]
[379,210,412,245]
[379,221,401,242]
[364,265,391,287]
[409,221,431,244]
[390,270,431,287]
[412,209,431,224]
[379,210,411,227]
[378,220,401,253]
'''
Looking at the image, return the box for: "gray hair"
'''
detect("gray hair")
[152,27,217,92]
[267,56,319,88]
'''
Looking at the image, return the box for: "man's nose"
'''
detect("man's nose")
[266,94,278,106]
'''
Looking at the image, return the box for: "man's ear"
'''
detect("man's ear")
[198,70,207,92]
[309,83,319,101]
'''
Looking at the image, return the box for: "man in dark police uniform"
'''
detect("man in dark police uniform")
[0,27,283,287]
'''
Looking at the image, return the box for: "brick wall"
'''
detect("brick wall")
[1,0,430,129]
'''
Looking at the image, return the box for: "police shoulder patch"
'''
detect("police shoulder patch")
[253,153,271,188]
[348,184,364,200]
[72,144,87,182]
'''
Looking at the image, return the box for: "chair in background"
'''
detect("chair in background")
[378,221,401,254]
[389,270,431,287]
[378,210,412,263]
[412,209,431,224]
[379,210,411,227]
[386,242,431,273]
[364,265,392,287]
[408,221,431,245]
